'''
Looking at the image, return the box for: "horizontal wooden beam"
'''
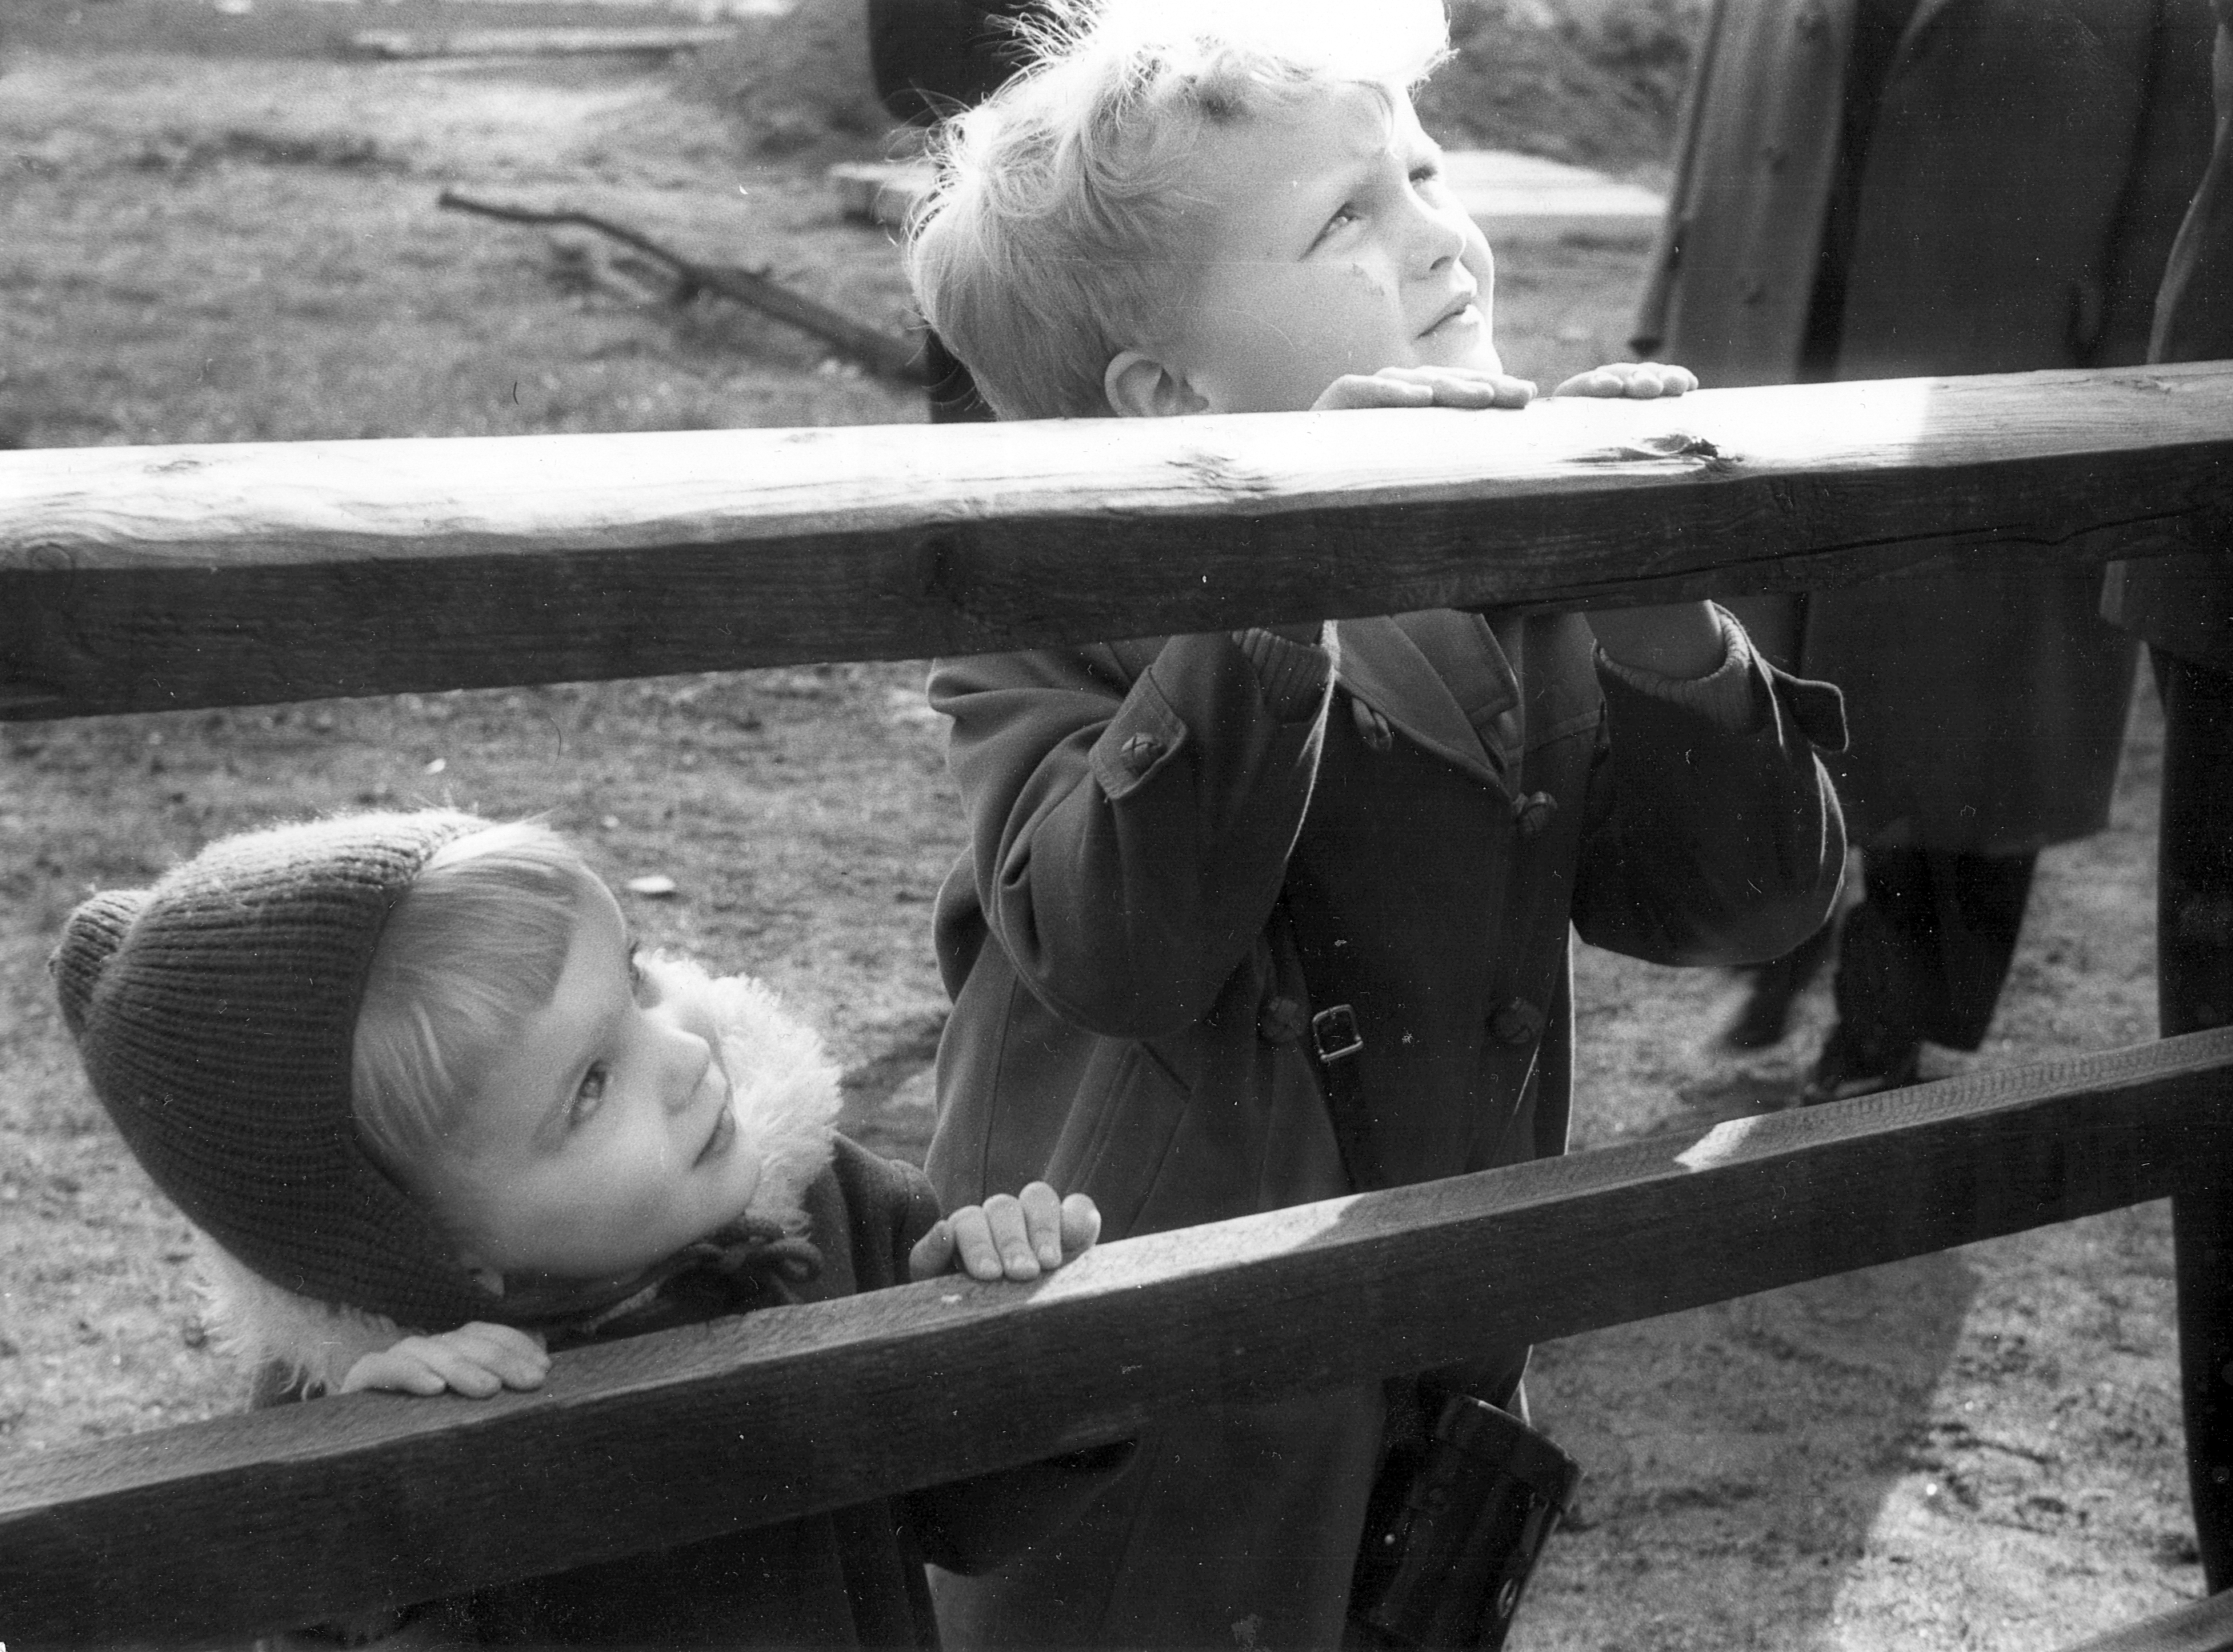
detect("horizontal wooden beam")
[2,364,2229,719]
[5,1028,2231,1646]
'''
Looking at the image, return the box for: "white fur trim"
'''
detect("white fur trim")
[196,1238,408,1398]
[646,955,843,1238]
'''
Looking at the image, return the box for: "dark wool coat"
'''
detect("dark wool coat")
[921,612,1846,1646]
[2104,0,2233,670]
[1637,0,2219,853]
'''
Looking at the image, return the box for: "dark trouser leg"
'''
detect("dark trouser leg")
[1839,842,2035,1050]
[1916,847,2037,1049]
[1810,843,2035,1098]
[1723,920,1836,1048]
[1815,845,1932,1086]
[2155,647,2233,1590]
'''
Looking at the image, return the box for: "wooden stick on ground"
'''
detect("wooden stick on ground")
[347,26,741,62]
[437,190,933,387]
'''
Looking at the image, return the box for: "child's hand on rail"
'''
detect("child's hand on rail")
[910,1182,1101,1283]
[340,1322,550,1398]
[1311,365,1536,411]
[1550,360,1697,399]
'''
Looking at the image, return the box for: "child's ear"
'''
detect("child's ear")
[1104,349,1211,419]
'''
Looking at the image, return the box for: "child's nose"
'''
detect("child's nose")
[1405,195,1467,274]
[653,1021,718,1111]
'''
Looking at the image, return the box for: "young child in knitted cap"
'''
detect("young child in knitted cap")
[51,808,1106,1646]
[903,1,1849,1646]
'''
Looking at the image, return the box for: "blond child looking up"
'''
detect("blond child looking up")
[905,2,1850,1646]
[53,810,1106,1647]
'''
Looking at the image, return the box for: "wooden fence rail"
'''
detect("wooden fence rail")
[5,362,2231,719]
[4,1030,2232,1645]
[2,365,2231,1647]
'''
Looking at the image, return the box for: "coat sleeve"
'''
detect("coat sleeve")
[823,1135,1140,1576]
[930,630,1332,1039]
[821,1132,946,1285]
[2156,0,2233,362]
[1629,0,1724,360]
[1571,619,1848,967]
[2104,0,2233,670]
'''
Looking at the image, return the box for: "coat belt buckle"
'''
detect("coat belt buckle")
[1312,1003,1365,1064]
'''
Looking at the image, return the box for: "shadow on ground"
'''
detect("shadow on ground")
[1528,1251,1980,1648]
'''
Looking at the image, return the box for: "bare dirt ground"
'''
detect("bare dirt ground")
[0,9,2207,1646]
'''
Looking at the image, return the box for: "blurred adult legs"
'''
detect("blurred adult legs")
[1803,846,2035,1102]
[1728,843,2036,1103]
[1721,921,1834,1050]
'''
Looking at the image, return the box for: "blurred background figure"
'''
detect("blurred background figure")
[1636,0,2218,1102]
[865,0,1044,423]
[2103,0,2233,1584]
[866,0,1043,124]
[2106,0,2233,1055]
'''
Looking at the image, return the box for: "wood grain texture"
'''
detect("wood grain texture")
[3,364,2230,718]
[6,1028,2231,1646]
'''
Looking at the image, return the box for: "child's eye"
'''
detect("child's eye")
[570,1063,609,1127]
[628,949,655,1006]
[1311,206,1359,249]
[1410,161,1442,187]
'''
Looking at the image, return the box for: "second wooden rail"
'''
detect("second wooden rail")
[5,1030,2231,1644]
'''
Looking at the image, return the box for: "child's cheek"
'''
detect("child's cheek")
[1343,261,1391,298]
[1470,249,1503,374]
[1464,237,1496,296]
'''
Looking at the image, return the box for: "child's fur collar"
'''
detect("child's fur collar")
[198,961,843,1398]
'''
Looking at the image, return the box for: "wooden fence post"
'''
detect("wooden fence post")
[2179,1180,2233,1590]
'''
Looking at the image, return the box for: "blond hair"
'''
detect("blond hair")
[350,821,597,1207]
[904,0,1451,419]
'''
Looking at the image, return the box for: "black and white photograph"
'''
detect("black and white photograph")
[4,0,2232,1645]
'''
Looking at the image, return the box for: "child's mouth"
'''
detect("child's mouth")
[1424,302,1480,338]
[694,1102,735,1166]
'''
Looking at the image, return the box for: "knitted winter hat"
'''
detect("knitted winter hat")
[50,810,506,1334]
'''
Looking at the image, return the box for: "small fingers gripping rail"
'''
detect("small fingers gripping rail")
[5,366,2233,1647]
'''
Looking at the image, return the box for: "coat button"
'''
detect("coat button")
[1119,732,1164,772]
[1485,709,1522,766]
[1488,997,1545,1048]
[1512,791,1557,839]
[1351,698,1394,753]
[1257,994,1309,1045]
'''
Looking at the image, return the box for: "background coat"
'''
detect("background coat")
[1636,0,2217,852]
[2104,0,2233,671]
